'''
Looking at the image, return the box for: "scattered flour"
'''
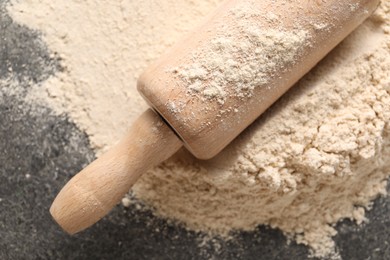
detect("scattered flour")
[8,0,221,154]
[7,0,390,259]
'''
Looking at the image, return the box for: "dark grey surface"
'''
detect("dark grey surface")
[0,1,389,259]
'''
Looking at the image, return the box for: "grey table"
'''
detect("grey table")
[1,1,389,259]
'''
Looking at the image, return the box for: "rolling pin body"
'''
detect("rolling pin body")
[139,0,380,159]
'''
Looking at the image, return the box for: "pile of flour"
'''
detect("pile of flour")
[8,0,390,258]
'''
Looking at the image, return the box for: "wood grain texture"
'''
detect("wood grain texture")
[50,109,182,234]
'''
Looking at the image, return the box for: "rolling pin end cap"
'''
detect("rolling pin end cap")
[50,202,79,235]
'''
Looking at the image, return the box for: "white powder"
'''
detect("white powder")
[8,0,390,259]
[174,4,309,104]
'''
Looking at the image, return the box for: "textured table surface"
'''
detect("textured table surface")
[0,1,389,259]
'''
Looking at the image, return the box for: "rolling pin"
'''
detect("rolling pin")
[50,0,380,234]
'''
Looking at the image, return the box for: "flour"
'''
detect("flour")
[174,4,309,104]
[7,0,390,259]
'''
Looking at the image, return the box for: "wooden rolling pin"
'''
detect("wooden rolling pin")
[50,0,379,234]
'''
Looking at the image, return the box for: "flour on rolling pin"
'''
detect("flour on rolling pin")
[172,6,309,105]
